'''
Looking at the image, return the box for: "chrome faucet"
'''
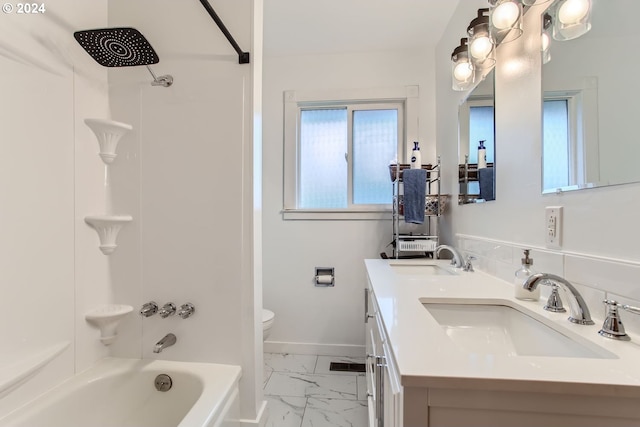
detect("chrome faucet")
[463,255,476,272]
[153,333,177,353]
[435,245,464,268]
[523,273,594,325]
[599,300,640,341]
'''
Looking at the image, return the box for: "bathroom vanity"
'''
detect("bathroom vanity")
[364,259,640,427]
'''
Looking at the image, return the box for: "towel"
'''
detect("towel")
[479,167,495,201]
[403,168,427,224]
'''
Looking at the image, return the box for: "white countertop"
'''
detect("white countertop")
[365,258,640,397]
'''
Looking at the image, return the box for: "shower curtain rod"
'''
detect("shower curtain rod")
[198,0,250,64]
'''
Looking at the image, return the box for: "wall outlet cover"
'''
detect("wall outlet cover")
[545,206,563,249]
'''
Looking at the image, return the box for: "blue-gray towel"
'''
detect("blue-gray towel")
[403,168,427,224]
[479,167,495,201]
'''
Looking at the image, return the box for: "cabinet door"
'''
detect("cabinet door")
[382,341,402,427]
[365,286,385,427]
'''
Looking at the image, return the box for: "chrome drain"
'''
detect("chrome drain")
[154,374,172,392]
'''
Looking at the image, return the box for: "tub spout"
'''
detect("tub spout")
[153,333,177,353]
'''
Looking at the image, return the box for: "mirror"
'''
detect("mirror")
[458,69,496,204]
[542,0,640,193]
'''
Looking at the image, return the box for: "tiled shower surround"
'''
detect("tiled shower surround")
[457,234,640,336]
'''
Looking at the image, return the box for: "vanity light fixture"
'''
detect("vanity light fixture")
[489,0,523,43]
[468,9,496,68]
[451,38,475,91]
[551,0,592,41]
[521,0,552,6]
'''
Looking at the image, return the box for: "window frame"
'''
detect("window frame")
[283,86,419,220]
[541,77,599,193]
[543,93,583,188]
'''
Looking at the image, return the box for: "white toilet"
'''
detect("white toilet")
[262,309,275,341]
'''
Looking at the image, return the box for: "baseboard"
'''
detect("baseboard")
[239,399,268,427]
[263,341,365,357]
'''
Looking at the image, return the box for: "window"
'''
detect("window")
[458,96,494,198]
[542,91,588,192]
[543,98,571,189]
[284,86,419,220]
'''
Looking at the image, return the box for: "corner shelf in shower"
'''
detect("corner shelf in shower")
[85,304,134,346]
[84,215,133,255]
[84,118,133,165]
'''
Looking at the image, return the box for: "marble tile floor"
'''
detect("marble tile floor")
[263,353,368,427]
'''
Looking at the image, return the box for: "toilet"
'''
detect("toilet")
[262,309,275,341]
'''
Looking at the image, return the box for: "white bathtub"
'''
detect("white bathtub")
[0,358,241,427]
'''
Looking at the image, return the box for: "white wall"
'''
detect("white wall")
[437,1,640,261]
[0,0,112,416]
[262,49,437,355]
[435,2,640,328]
[108,0,263,422]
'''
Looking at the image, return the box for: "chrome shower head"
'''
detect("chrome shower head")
[74,27,173,87]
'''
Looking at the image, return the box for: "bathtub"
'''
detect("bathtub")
[0,358,241,427]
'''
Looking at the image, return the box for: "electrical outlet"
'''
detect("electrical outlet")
[545,206,563,248]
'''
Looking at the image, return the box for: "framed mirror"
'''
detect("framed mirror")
[542,0,640,193]
[458,69,496,204]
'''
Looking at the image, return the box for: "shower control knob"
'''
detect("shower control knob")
[158,303,176,318]
[140,301,159,317]
[178,303,195,319]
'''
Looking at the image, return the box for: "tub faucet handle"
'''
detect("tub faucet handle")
[140,301,158,317]
[178,303,195,319]
[159,303,176,318]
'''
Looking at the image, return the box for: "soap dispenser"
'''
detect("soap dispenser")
[410,141,421,169]
[477,140,487,169]
[514,249,540,300]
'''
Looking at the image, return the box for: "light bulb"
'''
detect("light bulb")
[541,32,550,51]
[470,36,493,60]
[453,62,473,81]
[492,2,520,30]
[558,0,590,25]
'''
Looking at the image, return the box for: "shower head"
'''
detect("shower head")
[74,27,173,87]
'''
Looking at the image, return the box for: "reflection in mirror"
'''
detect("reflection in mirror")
[542,0,639,193]
[458,69,495,204]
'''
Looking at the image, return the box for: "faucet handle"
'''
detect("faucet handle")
[140,301,158,317]
[159,302,176,318]
[463,256,476,272]
[178,303,195,319]
[543,282,566,313]
[598,300,631,341]
[621,303,640,316]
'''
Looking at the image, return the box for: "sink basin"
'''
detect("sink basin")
[422,299,616,359]
[389,261,455,276]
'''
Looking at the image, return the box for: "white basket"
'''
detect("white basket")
[397,239,437,252]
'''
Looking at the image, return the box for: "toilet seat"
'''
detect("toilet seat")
[262,309,275,328]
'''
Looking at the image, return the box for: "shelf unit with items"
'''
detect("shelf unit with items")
[387,157,449,259]
[458,156,495,204]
